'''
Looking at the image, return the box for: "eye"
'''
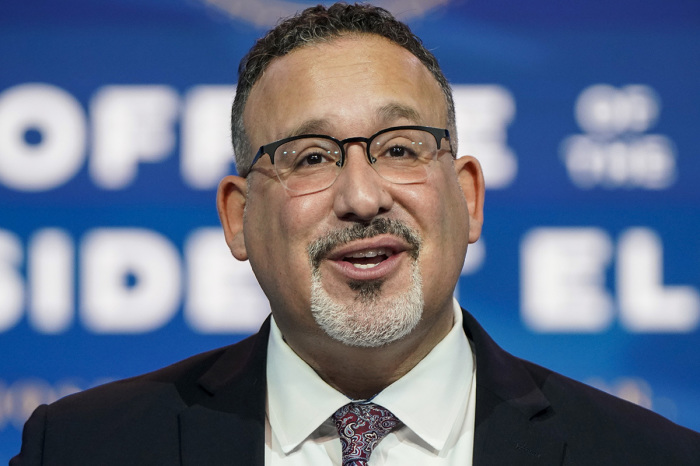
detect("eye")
[387,145,416,158]
[378,142,419,159]
[276,137,340,172]
[291,147,340,170]
[298,151,330,166]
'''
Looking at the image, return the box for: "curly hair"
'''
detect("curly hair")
[231,2,456,176]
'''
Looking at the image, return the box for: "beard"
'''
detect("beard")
[308,218,424,348]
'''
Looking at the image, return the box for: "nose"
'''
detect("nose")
[331,143,394,222]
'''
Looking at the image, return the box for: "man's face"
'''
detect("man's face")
[218,34,483,357]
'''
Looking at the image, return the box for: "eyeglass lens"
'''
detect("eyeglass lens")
[273,128,441,194]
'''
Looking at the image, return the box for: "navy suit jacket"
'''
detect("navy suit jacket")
[12,309,700,465]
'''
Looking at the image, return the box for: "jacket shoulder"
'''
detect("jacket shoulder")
[12,331,264,465]
[56,333,255,411]
[520,358,700,463]
[462,308,700,464]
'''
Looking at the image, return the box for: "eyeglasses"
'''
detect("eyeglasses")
[249,125,451,195]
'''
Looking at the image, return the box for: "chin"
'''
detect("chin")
[310,261,424,348]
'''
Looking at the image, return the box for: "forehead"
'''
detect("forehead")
[243,34,447,146]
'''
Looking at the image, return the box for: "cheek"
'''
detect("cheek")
[243,189,332,303]
[409,171,468,237]
[409,173,470,284]
[437,184,471,262]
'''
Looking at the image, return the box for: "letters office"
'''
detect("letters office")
[12,3,700,465]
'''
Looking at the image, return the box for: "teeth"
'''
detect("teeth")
[352,263,380,269]
[345,248,391,259]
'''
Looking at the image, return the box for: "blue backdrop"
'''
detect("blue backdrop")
[1,0,699,460]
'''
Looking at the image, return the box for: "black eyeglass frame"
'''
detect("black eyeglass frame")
[249,125,451,173]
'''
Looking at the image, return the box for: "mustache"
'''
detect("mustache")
[308,218,422,268]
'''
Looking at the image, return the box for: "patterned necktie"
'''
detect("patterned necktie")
[332,402,402,466]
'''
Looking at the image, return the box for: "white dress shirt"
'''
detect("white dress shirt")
[265,300,476,465]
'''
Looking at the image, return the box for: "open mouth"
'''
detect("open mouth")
[307,218,421,271]
[320,236,413,282]
[342,247,393,269]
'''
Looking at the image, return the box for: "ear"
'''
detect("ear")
[454,156,485,244]
[216,175,249,261]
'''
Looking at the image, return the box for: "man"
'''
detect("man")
[12,3,700,465]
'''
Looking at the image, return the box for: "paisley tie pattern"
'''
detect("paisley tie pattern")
[332,402,401,466]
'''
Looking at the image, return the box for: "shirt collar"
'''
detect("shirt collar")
[266,317,348,453]
[266,299,475,454]
[372,301,474,451]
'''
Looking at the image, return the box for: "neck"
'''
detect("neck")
[282,308,454,399]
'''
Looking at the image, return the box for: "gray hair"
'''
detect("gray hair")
[231,2,456,177]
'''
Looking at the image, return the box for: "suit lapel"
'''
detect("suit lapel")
[179,405,264,465]
[179,318,271,466]
[473,389,566,465]
[462,309,567,465]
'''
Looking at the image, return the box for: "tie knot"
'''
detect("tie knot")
[332,402,401,466]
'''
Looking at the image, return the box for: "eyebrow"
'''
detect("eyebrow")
[287,119,333,138]
[284,102,423,139]
[376,103,422,125]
